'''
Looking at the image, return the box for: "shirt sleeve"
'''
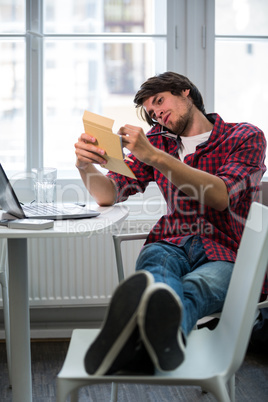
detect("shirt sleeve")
[216,126,267,210]
[107,153,155,203]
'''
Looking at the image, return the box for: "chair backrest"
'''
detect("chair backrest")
[216,202,268,373]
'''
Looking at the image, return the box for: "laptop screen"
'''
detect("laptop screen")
[0,164,25,219]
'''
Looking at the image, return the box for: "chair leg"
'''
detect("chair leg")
[70,389,79,402]
[112,236,125,282]
[211,379,232,402]
[228,374,235,402]
[57,379,79,402]
[110,382,118,402]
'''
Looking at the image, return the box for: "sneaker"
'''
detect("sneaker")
[84,270,154,375]
[106,326,155,375]
[138,283,186,372]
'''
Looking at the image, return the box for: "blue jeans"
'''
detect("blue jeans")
[135,236,234,336]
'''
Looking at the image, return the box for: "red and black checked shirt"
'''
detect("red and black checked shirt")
[107,114,267,293]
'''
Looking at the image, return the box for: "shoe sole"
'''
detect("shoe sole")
[84,271,154,375]
[138,284,185,372]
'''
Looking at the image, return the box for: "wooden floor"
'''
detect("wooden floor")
[0,339,267,401]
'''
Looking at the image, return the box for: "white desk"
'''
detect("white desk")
[0,204,128,402]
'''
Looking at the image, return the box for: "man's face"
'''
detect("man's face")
[143,90,193,136]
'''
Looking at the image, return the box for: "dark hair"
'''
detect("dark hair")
[133,71,206,126]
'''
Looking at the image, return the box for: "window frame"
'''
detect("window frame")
[21,0,215,205]
[26,0,44,171]
[8,1,268,212]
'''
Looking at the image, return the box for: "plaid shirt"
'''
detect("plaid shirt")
[108,114,267,292]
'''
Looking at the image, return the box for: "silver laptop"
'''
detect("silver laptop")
[0,164,100,220]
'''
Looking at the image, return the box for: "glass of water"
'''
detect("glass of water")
[32,167,57,203]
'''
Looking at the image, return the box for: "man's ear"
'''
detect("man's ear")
[182,89,190,97]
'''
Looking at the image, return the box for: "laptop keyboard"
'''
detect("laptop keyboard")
[22,203,76,216]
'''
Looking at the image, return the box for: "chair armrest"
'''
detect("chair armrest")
[258,296,268,309]
[112,233,149,282]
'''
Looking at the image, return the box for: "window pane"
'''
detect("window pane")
[43,39,166,175]
[0,0,25,34]
[215,39,268,163]
[0,39,26,171]
[215,0,268,36]
[43,0,166,35]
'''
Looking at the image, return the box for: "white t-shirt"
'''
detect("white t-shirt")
[178,131,211,162]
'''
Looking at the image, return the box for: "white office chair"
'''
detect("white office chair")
[0,239,12,386]
[57,202,268,402]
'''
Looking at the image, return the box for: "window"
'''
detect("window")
[0,1,26,171]
[0,0,168,179]
[215,0,268,166]
[43,0,169,177]
[0,0,266,208]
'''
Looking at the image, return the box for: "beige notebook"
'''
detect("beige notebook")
[83,110,136,179]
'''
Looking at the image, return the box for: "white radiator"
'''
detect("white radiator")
[0,229,147,307]
[27,233,145,307]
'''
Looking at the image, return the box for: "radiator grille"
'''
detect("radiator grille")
[0,233,145,307]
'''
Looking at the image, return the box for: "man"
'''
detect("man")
[75,72,267,375]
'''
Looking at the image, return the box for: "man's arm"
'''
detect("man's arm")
[119,124,229,211]
[148,149,229,211]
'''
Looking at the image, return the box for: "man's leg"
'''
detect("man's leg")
[135,238,234,371]
[135,240,195,336]
[84,271,154,375]
[181,259,234,333]
[138,282,186,371]
[135,237,234,335]
[84,237,234,375]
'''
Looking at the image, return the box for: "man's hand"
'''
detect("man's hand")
[118,124,156,165]
[74,133,117,206]
[75,133,107,170]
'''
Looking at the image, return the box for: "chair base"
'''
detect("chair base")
[57,328,234,402]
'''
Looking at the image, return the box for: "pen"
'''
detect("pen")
[124,154,134,163]
[146,131,169,137]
